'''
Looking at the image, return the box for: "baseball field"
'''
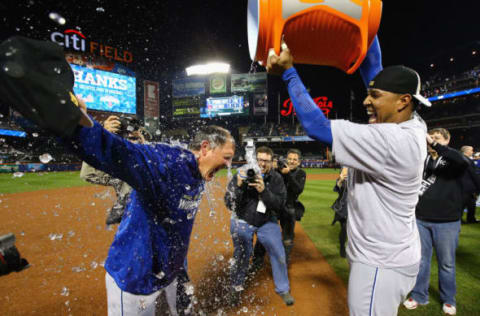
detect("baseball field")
[0,169,479,315]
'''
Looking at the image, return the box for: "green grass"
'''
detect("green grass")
[217,167,339,177]
[0,171,91,194]
[1,168,336,194]
[300,179,480,316]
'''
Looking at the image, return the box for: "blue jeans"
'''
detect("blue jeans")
[230,219,290,294]
[410,219,460,306]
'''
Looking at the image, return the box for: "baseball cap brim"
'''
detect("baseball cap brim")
[413,93,431,107]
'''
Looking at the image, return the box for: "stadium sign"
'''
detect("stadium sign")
[281,96,333,117]
[50,29,133,63]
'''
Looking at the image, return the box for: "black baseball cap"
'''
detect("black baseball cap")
[0,36,93,137]
[368,65,432,107]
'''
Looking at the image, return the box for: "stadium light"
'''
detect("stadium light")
[186,62,230,76]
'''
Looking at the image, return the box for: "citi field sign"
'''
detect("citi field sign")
[50,29,133,63]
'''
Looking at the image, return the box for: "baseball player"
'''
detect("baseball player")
[67,99,235,315]
[267,40,430,316]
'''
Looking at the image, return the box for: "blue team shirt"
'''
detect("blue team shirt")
[66,121,205,294]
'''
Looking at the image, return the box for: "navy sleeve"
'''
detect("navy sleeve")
[282,67,332,145]
[63,120,168,198]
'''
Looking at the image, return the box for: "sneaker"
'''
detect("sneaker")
[278,292,294,306]
[403,298,419,310]
[442,303,456,315]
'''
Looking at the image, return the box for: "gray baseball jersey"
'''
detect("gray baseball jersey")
[331,114,426,268]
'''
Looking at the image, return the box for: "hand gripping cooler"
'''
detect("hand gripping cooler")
[247,0,382,74]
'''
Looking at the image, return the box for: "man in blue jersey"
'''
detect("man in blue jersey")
[267,41,432,316]
[66,99,235,316]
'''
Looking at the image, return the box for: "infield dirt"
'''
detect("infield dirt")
[0,174,347,315]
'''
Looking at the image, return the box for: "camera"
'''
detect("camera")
[277,158,288,170]
[0,233,30,276]
[117,117,141,138]
[246,168,257,184]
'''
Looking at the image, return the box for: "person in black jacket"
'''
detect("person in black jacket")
[331,167,349,258]
[251,149,306,267]
[224,146,294,306]
[460,145,480,223]
[404,128,468,316]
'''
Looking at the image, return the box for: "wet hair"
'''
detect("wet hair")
[287,148,302,160]
[460,146,473,154]
[256,146,273,158]
[428,128,450,140]
[188,125,234,151]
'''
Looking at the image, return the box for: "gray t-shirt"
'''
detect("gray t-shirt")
[331,114,426,268]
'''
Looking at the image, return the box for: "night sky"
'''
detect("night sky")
[1,1,478,120]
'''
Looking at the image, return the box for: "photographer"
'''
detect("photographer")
[224,146,294,306]
[80,115,145,225]
[252,149,306,267]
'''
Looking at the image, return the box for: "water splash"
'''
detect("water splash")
[60,287,69,296]
[39,153,53,163]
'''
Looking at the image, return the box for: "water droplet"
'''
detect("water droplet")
[60,99,66,104]
[96,7,105,12]
[216,255,224,261]
[53,67,61,74]
[154,271,165,279]
[32,133,39,137]
[48,12,66,25]
[12,172,24,178]
[39,153,53,163]
[72,266,86,273]
[90,261,98,269]
[60,287,69,296]
[242,306,248,313]
[49,233,63,240]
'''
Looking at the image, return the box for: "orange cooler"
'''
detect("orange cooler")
[247,0,382,74]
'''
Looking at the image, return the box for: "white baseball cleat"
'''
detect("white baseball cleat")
[442,303,456,315]
[403,298,418,310]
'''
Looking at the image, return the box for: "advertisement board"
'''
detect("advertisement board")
[253,93,268,115]
[144,80,159,118]
[71,64,136,114]
[172,96,203,118]
[231,72,267,93]
[172,77,205,98]
[201,95,249,118]
[209,74,227,94]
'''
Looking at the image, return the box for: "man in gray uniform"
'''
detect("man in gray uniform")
[80,115,145,225]
[267,42,431,316]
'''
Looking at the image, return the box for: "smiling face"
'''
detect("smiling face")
[363,89,413,124]
[197,140,235,181]
[257,152,273,174]
[287,152,300,170]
